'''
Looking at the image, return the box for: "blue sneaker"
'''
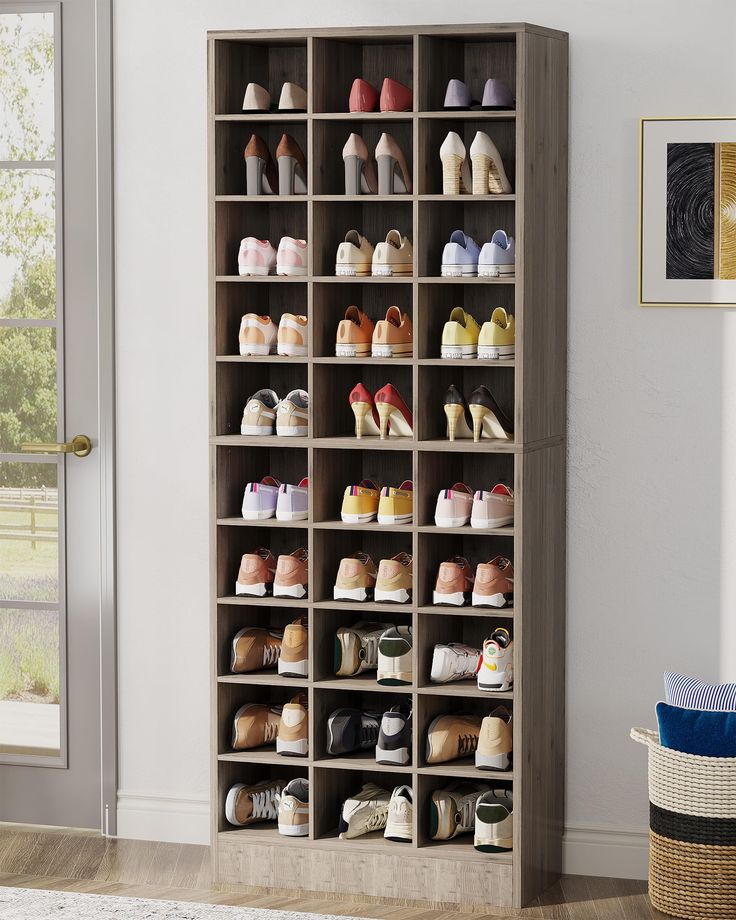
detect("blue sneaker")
[441,230,480,277]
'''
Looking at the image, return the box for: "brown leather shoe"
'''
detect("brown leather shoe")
[275,133,307,195]
[231,702,282,750]
[244,133,277,195]
[230,626,283,673]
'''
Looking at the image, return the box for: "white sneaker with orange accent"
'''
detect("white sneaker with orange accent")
[239,314,277,355]
[277,313,308,356]
[276,237,308,276]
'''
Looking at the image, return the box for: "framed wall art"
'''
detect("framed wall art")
[639,116,736,307]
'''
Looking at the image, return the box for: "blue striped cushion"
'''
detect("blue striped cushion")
[665,672,736,712]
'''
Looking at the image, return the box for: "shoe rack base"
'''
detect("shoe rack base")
[208,22,568,910]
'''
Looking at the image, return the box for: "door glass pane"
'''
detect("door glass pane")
[0,608,60,757]
[0,13,55,161]
[0,168,56,318]
[0,326,57,452]
[0,462,58,602]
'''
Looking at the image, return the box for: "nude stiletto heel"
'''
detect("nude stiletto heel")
[439,131,471,195]
[244,134,277,195]
[342,133,377,195]
[276,134,307,195]
[375,132,412,194]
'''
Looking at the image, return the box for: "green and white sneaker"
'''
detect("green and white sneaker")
[474,788,513,852]
[377,625,412,685]
[385,785,413,842]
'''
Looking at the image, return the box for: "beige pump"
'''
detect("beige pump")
[375,132,412,194]
[343,133,378,195]
[439,131,472,195]
[469,131,512,195]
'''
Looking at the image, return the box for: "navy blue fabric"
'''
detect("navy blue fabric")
[657,701,736,757]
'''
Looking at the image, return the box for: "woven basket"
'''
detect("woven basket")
[632,727,736,919]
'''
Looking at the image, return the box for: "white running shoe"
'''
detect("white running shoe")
[385,785,413,842]
[377,626,413,686]
[338,783,391,839]
[277,313,308,356]
[474,788,513,852]
[276,237,308,276]
[239,313,278,355]
[478,628,514,692]
[238,237,277,276]
[430,641,482,683]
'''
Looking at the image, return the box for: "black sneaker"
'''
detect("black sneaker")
[326,708,380,755]
[375,700,412,765]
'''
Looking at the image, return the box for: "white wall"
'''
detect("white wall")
[113,0,736,877]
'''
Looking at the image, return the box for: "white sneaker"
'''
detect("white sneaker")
[478,230,515,277]
[385,785,413,842]
[471,484,514,528]
[238,237,277,276]
[277,313,308,356]
[430,781,489,840]
[239,313,278,355]
[276,389,309,437]
[434,482,473,527]
[377,626,412,686]
[241,475,281,520]
[474,788,513,852]
[338,783,391,839]
[430,642,481,683]
[276,237,308,276]
[478,628,514,692]
[275,477,309,521]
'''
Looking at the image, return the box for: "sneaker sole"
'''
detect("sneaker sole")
[441,345,477,359]
[375,745,410,765]
[278,658,308,677]
[375,588,411,604]
[334,586,371,602]
[235,581,270,597]
[241,425,274,436]
[278,822,308,836]
[277,343,307,356]
[224,784,246,825]
[470,515,514,529]
[476,752,511,770]
[478,345,515,360]
[273,583,307,599]
[276,426,308,437]
[433,590,467,606]
[276,738,309,756]
[471,592,511,608]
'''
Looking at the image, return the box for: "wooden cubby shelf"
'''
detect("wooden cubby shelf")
[209,22,567,910]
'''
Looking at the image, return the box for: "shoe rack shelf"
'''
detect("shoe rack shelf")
[208,22,567,910]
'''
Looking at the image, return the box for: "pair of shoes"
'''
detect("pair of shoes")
[349,77,412,113]
[231,693,308,756]
[434,555,514,608]
[350,382,412,439]
[441,230,515,278]
[235,546,308,598]
[328,699,412,762]
[242,81,306,113]
[225,777,310,836]
[443,77,514,111]
[238,237,308,276]
[431,782,513,852]
[244,133,306,195]
[231,617,308,677]
[341,479,412,525]
[334,552,412,604]
[338,783,413,842]
[435,482,513,528]
[439,131,511,195]
[241,476,308,522]
[336,305,412,358]
[431,629,514,693]
[336,229,412,277]
[241,388,309,437]
[426,703,513,766]
[335,621,413,685]
[443,384,513,442]
[441,307,514,360]
[239,313,308,356]
[342,133,411,195]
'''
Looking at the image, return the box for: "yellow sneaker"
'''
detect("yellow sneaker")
[441,307,481,359]
[341,479,380,524]
[377,480,413,525]
[478,307,515,360]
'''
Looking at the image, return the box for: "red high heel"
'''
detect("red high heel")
[375,383,413,439]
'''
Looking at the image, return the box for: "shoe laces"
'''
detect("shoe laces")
[360,715,380,748]
[262,644,281,668]
[458,732,479,756]
[251,786,281,821]
[457,797,476,830]
[365,804,389,832]
[263,720,279,744]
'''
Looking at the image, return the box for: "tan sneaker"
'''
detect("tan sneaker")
[273,547,308,599]
[277,693,308,756]
[241,388,279,436]
[372,230,413,277]
[375,552,412,604]
[335,620,393,676]
[336,229,375,276]
[225,778,284,827]
[235,547,276,597]
[279,616,308,677]
[333,551,377,602]
[371,306,413,357]
[429,781,489,840]
[239,314,277,356]
[276,388,309,437]
[472,555,514,608]
[425,712,483,764]
[230,626,283,673]
[278,777,309,837]
[277,313,308,356]
[433,555,474,606]
[476,706,513,771]
[231,702,282,750]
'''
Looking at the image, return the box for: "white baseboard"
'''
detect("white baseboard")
[116,791,210,845]
[115,794,649,880]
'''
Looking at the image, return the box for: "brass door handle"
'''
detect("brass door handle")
[21,434,93,458]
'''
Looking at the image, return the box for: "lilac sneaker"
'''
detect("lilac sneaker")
[241,475,281,520]
[478,230,515,278]
[443,78,476,110]
[276,477,309,522]
[441,230,481,277]
[481,78,514,110]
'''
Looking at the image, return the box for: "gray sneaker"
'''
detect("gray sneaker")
[478,230,515,278]
[326,707,380,755]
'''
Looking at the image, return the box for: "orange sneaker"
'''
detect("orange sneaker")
[372,306,413,358]
[433,555,474,606]
[336,305,375,358]
[472,556,514,608]
[273,547,308,599]
[235,548,276,597]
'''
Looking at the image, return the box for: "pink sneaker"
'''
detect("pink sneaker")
[276,237,308,276]
[471,484,514,529]
[238,237,277,276]
[434,482,473,527]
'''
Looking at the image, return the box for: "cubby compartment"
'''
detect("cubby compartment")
[312,118,413,196]
[215,444,308,521]
[311,607,413,686]
[217,759,309,835]
[416,450,514,530]
[416,531,514,609]
[417,34,516,113]
[216,603,309,680]
[216,524,309,599]
[416,280,515,362]
[215,120,308,197]
[214,39,308,116]
[215,360,307,437]
[312,200,413,277]
[311,362,413,441]
[313,37,414,114]
[311,447,413,526]
[312,687,413,764]
[312,281,413,359]
[416,364,515,444]
[217,681,309,759]
[215,279,308,358]
[215,200,307,277]
[418,117,515,196]
[417,199,515,278]
[311,527,412,606]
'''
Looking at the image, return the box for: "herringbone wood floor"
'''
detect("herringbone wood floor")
[0,825,667,919]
